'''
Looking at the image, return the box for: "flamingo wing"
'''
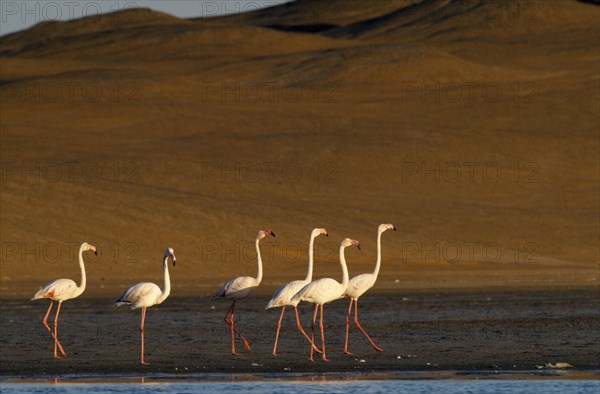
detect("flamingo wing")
[212,276,256,300]
[32,278,78,301]
[292,278,344,304]
[115,282,162,308]
[266,279,307,309]
[346,273,376,299]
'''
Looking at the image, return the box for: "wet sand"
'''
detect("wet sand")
[1,288,598,376]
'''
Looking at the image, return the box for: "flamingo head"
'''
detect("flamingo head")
[311,227,328,238]
[258,229,276,240]
[82,242,97,255]
[341,238,361,251]
[379,223,396,233]
[164,247,176,266]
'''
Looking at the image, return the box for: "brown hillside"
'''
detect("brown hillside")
[1,0,598,297]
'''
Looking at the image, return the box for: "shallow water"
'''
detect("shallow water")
[0,370,600,394]
[2,380,599,394]
[2,371,600,394]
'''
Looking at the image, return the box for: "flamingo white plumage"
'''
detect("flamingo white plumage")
[114,246,176,365]
[344,223,396,355]
[292,238,360,361]
[212,229,275,356]
[266,227,328,356]
[31,242,97,358]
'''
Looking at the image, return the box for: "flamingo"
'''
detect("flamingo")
[212,229,275,356]
[292,238,360,361]
[31,242,97,358]
[114,247,176,365]
[344,223,396,355]
[266,227,328,356]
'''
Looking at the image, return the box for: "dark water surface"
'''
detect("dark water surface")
[2,371,600,394]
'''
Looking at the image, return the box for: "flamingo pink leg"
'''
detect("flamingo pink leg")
[309,304,318,362]
[52,301,65,359]
[224,301,251,355]
[272,306,286,356]
[344,298,354,355]
[41,301,67,357]
[354,300,383,352]
[294,306,322,354]
[319,304,329,361]
[140,307,150,365]
[227,302,239,356]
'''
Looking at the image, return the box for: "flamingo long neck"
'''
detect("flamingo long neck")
[157,254,171,304]
[305,233,317,282]
[77,244,87,294]
[373,229,384,278]
[255,238,263,284]
[339,245,349,288]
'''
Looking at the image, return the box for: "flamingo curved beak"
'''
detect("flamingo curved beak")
[393,226,397,231]
[270,231,276,238]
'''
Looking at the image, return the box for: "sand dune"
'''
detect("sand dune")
[0,0,598,297]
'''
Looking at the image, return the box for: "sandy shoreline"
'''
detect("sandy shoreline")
[1,288,598,376]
